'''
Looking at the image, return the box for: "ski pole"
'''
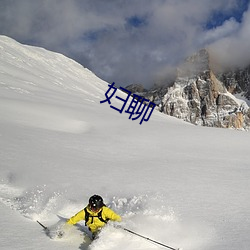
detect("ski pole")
[122,227,180,250]
[37,220,48,231]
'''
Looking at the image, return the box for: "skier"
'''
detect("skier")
[66,194,121,239]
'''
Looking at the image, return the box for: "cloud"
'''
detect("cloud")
[0,0,249,87]
[200,18,240,45]
[209,4,250,69]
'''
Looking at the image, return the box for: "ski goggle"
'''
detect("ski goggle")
[90,204,101,211]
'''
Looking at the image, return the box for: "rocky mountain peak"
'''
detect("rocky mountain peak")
[125,83,146,94]
[177,49,210,78]
[162,49,250,129]
[130,49,250,130]
[217,66,250,100]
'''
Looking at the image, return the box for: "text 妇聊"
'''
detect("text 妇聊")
[100,82,156,125]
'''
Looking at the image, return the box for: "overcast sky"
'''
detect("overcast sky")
[0,0,249,87]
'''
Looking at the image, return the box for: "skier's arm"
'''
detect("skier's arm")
[104,207,122,222]
[67,209,85,225]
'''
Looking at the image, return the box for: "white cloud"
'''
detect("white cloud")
[209,5,250,68]
[200,18,240,45]
[0,0,249,87]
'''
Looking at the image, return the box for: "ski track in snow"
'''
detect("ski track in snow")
[0,179,211,250]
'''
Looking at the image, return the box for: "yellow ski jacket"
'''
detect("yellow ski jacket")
[67,206,121,233]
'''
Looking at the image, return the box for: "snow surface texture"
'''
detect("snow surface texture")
[0,35,250,250]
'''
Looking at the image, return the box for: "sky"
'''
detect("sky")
[0,0,249,88]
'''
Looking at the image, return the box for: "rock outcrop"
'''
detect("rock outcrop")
[161,49,250,129]
[217,66,250,100]
[130,49,250,129]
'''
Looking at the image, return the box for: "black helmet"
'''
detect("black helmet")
[89,195,104,210]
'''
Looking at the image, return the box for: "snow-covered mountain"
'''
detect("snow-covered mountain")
[127,49,250,130]
[0,36,250,250]
[217,65,250,100]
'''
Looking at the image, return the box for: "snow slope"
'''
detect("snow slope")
[0,35,250,250]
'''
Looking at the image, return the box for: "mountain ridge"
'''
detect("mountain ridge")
[126,48,250,130]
